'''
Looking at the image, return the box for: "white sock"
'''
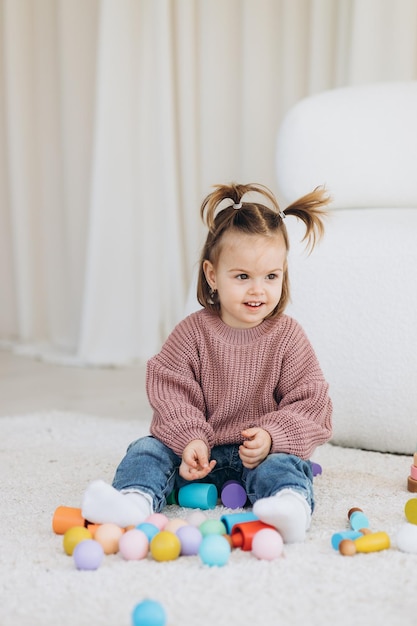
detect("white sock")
[253,489,311,543]
[81,480,153,528]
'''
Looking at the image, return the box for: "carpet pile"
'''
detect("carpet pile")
[1,411,416,626]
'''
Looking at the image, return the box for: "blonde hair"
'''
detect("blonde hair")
[197,182,331,318]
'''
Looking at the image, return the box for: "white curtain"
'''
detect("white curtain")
[1,0,416,365]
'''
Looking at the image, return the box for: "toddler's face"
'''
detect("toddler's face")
[203,231,286,329]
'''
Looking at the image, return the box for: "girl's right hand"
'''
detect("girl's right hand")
[179,439,217,480]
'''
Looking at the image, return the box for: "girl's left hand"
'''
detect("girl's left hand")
[239,427,272,469]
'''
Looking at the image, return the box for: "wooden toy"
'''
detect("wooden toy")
[339,531,390,556]
[331,530,363,550]
[408,453,417,492]
[348,508,370,531]
[404,497,417,524]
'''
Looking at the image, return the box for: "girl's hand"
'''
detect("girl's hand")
[239,427,272,469]
[179,439,217,480]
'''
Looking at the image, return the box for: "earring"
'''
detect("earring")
[208,287,217,305]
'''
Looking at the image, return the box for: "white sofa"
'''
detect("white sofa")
[276,81,417,454]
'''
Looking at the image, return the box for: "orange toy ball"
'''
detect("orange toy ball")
[163,519,188,534]
[94,523,124,554]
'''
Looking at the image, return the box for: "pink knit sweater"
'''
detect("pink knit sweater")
[147,309,332,460]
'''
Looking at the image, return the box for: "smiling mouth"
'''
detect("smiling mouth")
[245,302,263,308]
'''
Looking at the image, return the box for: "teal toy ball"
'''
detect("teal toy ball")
[136,522,160,542]
[132,599,167,626]
[198,534,231,566]
[73,539,104,570]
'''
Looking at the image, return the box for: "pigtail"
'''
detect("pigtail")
[200,184,238,231]
[283,186,331,253]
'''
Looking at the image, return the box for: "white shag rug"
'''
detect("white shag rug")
[1,411,417,626]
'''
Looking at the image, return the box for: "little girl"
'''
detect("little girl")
[82,182,333,543]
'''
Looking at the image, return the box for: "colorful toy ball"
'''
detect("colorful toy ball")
[150,531,181,562]
[63,526,92,556]
[198,534,231,567]
[251,528,284,560]
[73,539,104,570]
[186,510,207,527]
[396,523,417,553]
[163,518,188,534]
[94,523,124,554]
[136,522,160,542]
[199,519,227,537]
[176,525,203,556]
[146,513,169,530]
[119,529,149,560]
[131,599,167,626]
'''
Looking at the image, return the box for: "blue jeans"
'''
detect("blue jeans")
[112,436,314,514]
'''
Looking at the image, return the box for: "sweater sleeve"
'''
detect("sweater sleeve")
[146,319,216,457]
[258,322,333,459]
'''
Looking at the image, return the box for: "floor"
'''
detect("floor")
[0,349,151,420]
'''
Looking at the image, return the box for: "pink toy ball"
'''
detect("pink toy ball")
[176,525,203,556]
[186,510,207,527]
[73,539,104,570]
[251,528,284,561]
[119,529,149,561]
[146,513,169,530]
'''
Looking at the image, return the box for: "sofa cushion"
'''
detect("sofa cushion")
[285,208,417,454]
[276,81,417,209]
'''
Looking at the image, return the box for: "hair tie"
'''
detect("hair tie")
[233,202,242,209]
[279,210,286,220]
